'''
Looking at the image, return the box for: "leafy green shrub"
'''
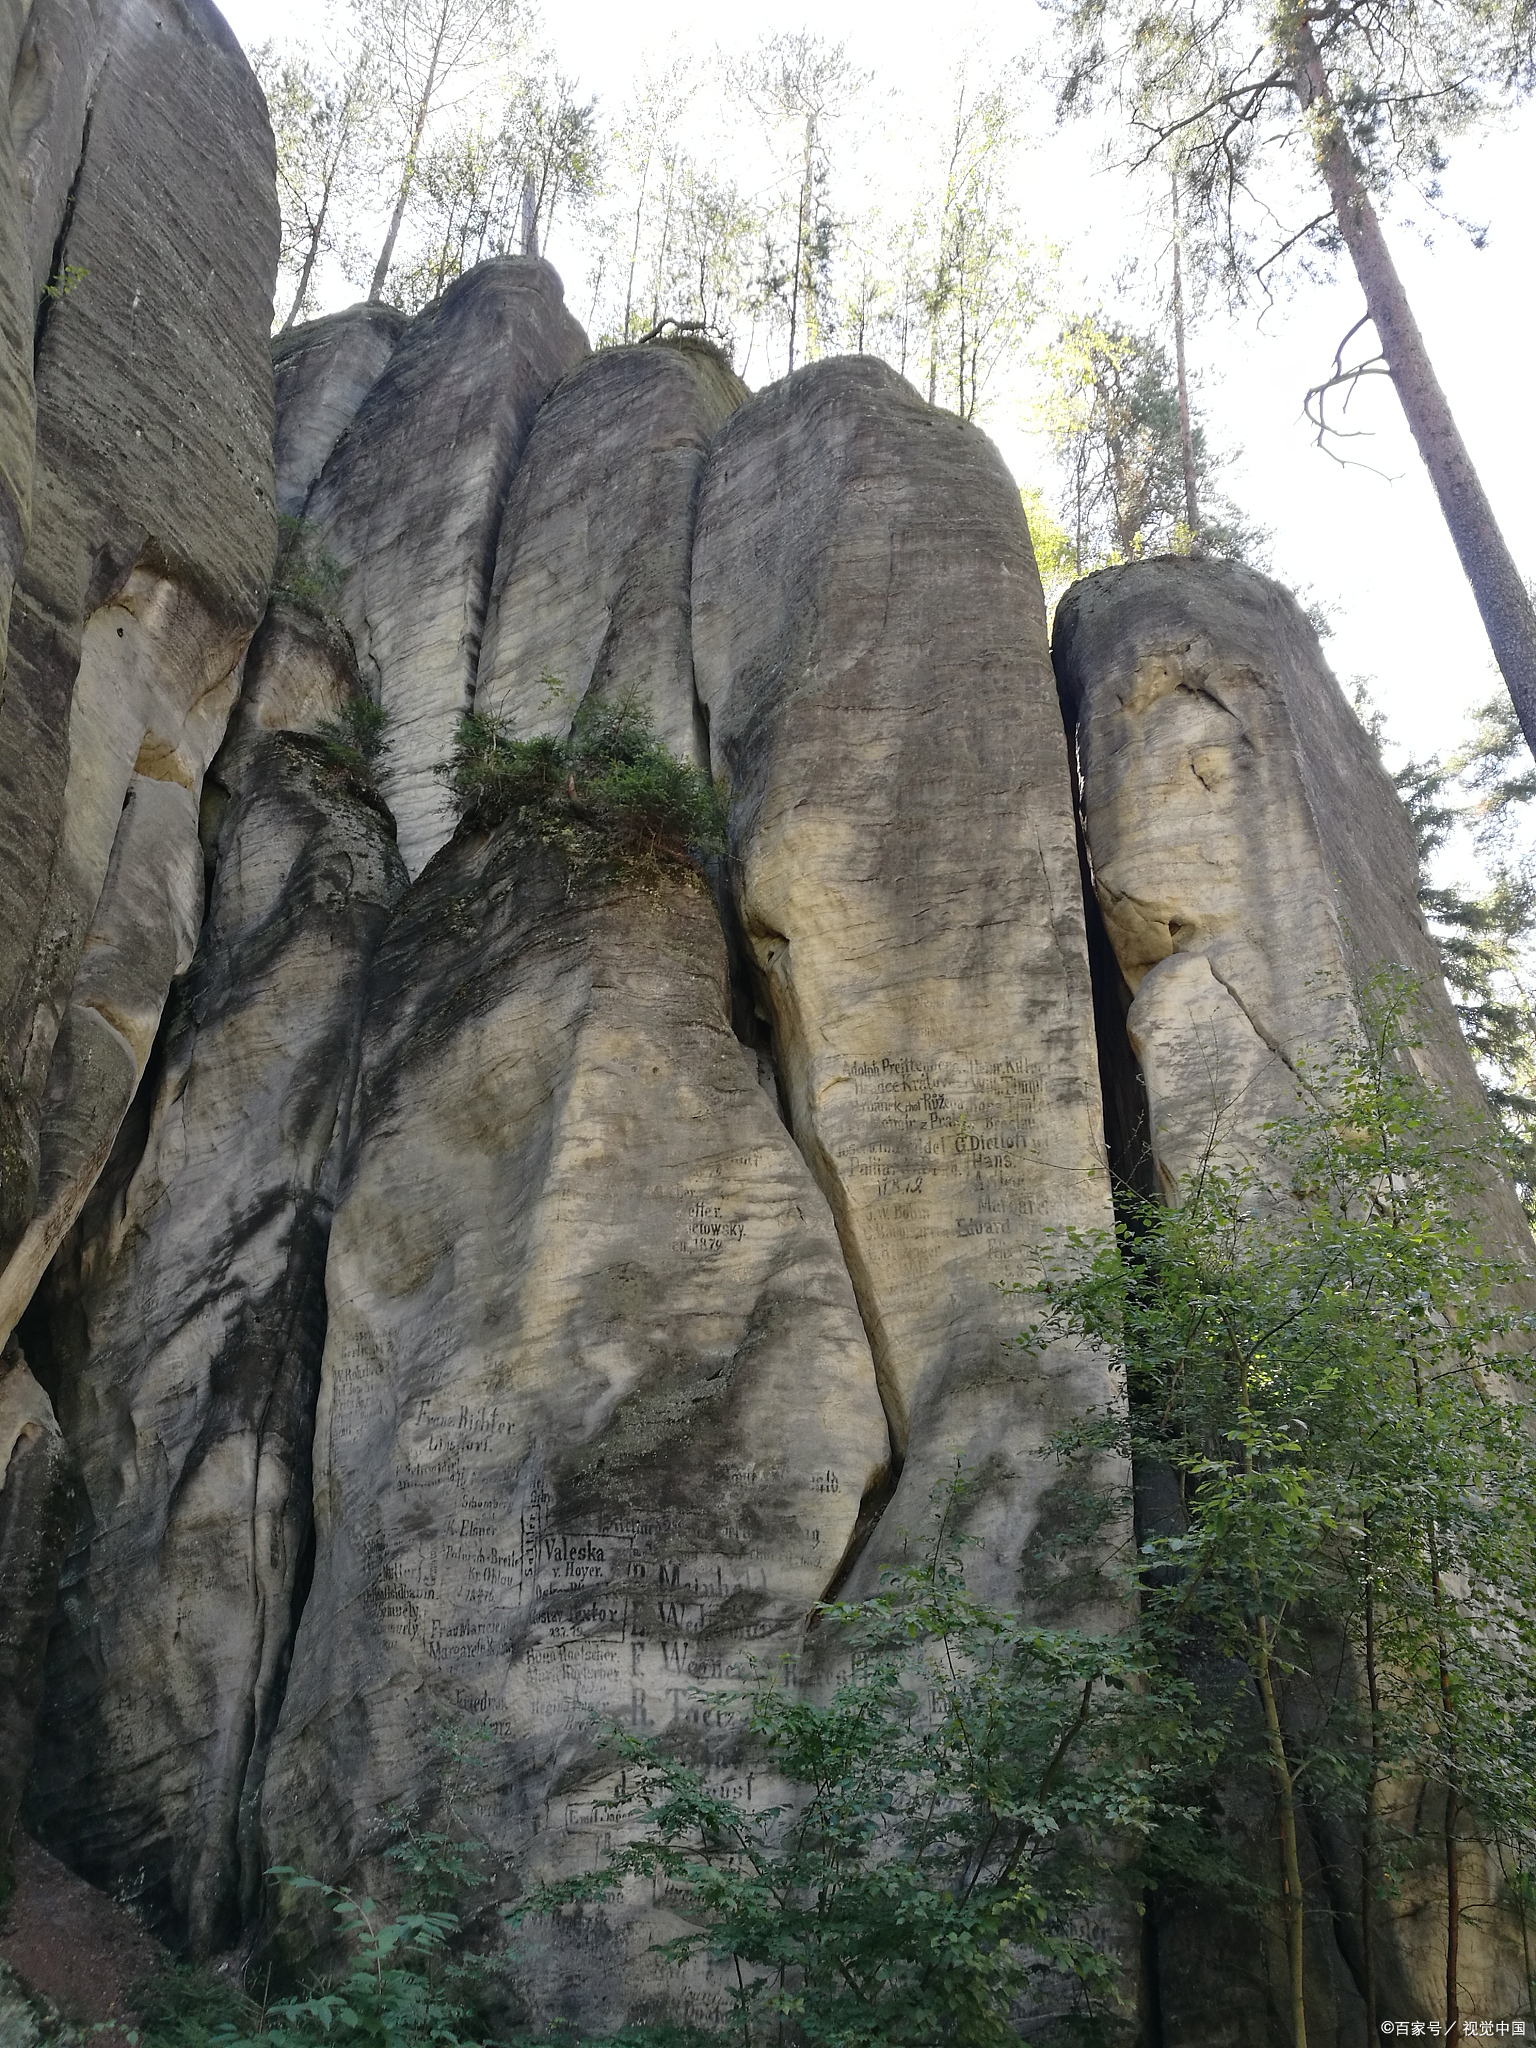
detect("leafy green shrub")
[130,1964,259,2045]
[315,695,389,780]
[273,514,347,617]
[1023,972,1536,2041]
[439,689,726,872]
[513,1496,1204,2048]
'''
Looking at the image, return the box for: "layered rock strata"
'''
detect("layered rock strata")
[477,339,745,761]
[304,260,587,877]
[1055,558,1534,1267]
[0,0,277,1343]
[692,357,1121,1609]
[262,831,888,2021]
[22,730,405,1952]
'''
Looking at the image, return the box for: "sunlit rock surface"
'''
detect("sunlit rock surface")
[692,357,1122,1613]
[0,0,277,1345]
[262,831,887,2020]
[477,339,745,762]
[304,260,587,878]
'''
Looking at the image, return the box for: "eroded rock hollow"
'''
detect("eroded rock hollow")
[0,7,1530,2041]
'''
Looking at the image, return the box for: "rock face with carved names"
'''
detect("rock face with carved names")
[0,0,277,1349]
[691,357,1123,1620]
[20,729,405,1953]
[476,339,745,761]
[304,260,588,879]
[261,828,888,2023]
[1054,554,1530,2036]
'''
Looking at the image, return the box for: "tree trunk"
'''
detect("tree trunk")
[1169,168,1200,543]
[1361,1534,1380,2040]
[282,207,326,332]
[1254,1620,1309,2048]
[369,28,445,304]
[1291,16,1536,764]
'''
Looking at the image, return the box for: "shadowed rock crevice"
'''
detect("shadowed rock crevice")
[20,733,405,1952]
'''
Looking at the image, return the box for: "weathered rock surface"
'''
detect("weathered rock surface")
[1054,555,1529,2033]
[22,734,404,1952]
[477,340,745,760]
[271,306,409,519]
[0,1343,76,1892]
[206,601,360,821]
[0,0,278,1341]
[692,357,1121,1607]
[306,260,587,877]
[0,0,35,670]
[262,829,888,2019]
[1055,557,1533,1268]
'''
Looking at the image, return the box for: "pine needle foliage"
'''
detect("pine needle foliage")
[316,696,390,781]
[440,690,726,873]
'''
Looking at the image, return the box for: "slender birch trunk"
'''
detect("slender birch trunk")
[1253,1616,1308,2048]
[370,27,446,303]
[1168,166,1200,543]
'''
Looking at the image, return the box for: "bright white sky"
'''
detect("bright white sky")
[220,0,1536,785]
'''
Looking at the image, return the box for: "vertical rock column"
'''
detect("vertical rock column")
[476,339,745,761]
[1053,557,1533,1256]
[691,358,1121,1605]
[1054,556,1531,2036]
[23,734,406,1953]
[304,259,588,877]
[17,304,417,1952]
[262,831,888,2023]
[0,0,279,1342]
[271,305,409,519]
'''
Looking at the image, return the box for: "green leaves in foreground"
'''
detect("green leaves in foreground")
[514,1522,1206,2048]
[1020,969,1536,2031]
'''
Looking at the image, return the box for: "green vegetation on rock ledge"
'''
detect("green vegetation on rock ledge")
[440,690,726,872]
[316,695,390,781]
[272,514,347,617]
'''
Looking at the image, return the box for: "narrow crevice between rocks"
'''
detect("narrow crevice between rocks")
[705,854,791,1127]
[1055,706,1175,2044]
[31,99,92,364]
[734,937,908,1520]
[813,1460,899,1610]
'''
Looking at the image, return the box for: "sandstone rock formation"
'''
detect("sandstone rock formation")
[477,339,745,761]
[1054,555,1531,2037]
[692,358,1121,1610]
[262,832,888,2020]
[1055,557,1532,1271]
[23,730,404,1952]
[0,24,1527,2014]
[304,260,587,877]
[271,306,409,519]
[0,1343,76,1891]
[0,0,278,1349]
